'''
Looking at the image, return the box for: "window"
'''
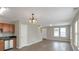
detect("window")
[54,28,59,37]
[54,27,66,37]
[60,28,66,37]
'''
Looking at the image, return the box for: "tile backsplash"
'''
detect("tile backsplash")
[0,33,14,37]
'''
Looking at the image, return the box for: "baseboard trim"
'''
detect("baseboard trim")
[17,39,42,49]
[46,39,70,42]
[26,39,42,46]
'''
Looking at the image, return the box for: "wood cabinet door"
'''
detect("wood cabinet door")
[0,23,3,29]
[9,24,15,33]
[13,25,15,33]
[0,40,4,51]
[3,23,10,32]
[0,23,15,33]
[13,39,16,48]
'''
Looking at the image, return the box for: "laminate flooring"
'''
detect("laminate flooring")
[10,40,73,51]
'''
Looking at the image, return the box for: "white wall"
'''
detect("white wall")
[14,21,42,48]
[70,10,79,50]
[19,23,28,48]
[14,21,20,48]
[27,23,42,46]
[77,19,79,49]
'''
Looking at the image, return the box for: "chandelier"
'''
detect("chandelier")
[29,13,38,24]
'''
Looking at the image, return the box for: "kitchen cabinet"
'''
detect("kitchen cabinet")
[0,23,3,32]
[9,24,15,33]
[0,23,15,33]
[0,39,16,51]
[13,39,16,48]
[3,23,10,32]
[0,23,3,29]
[0,40,4,51]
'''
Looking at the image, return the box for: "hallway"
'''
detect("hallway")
[11,40,73,51]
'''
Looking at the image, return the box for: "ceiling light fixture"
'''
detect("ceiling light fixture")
[29,13,38,24]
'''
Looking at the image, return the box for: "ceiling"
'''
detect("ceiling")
[0,7,78,26]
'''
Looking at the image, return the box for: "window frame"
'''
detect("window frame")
[54,27,67,37]
[60,27,66,37]
[54,28,60,37]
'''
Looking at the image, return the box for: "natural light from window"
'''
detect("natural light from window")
[75,21,78,46]
[54,27,66,37]
[60,28,66,37]
[54,28,59,37]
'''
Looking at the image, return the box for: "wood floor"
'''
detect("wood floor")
[10,40,73,51]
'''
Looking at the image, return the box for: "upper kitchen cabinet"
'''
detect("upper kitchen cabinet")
[3,23,10,33]
[0,23,3,29]
[0,23,15,33]
[9,24,15,33]
[0,23,3,32]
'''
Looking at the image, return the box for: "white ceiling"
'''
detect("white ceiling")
[0,7,78,26]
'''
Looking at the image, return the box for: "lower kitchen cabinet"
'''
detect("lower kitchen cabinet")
[0,39,16,51]
[0,40,4,51]
[13,39,16,48]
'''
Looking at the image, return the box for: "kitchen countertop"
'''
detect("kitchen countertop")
[0,36,16,40]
